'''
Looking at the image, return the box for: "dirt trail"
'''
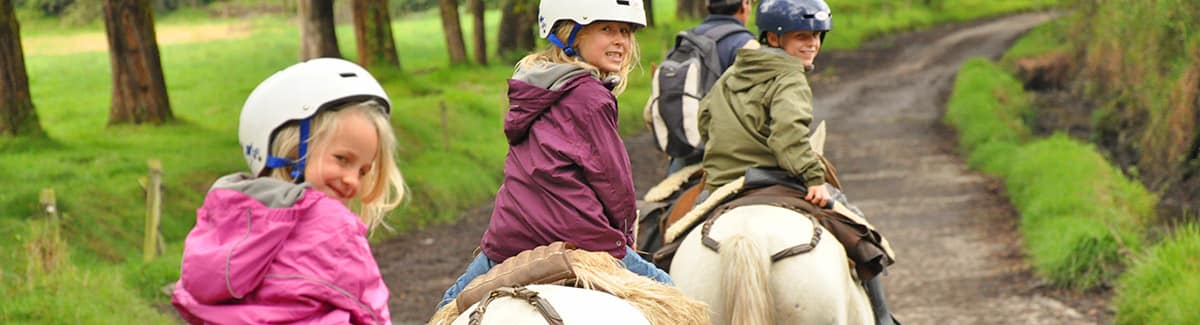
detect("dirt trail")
[377,12,1110,324]
[23,22,254,56]
[811,12,1106,324]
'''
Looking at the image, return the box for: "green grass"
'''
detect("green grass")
[1115,223,1200,324]
[0,219,175,324]
[823,0,1062,50]
[1,2,1069,322]
[945,58,1155,289]
[995,7,1200,319]
[1061,0,1200,186]
[999,17,1070,66]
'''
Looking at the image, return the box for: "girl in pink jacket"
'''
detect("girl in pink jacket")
[172,58,406,324]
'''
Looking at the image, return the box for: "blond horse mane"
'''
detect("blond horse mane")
[428,250,710,325]
[643,164,703,202]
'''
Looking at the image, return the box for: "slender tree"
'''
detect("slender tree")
[438,0,468,65]
[0,0,43,137]
[496,0,536,58]
[299,0,341,61]
[469,0,486,65]
[643,0,654,27]
[103,0,172,125]
[351,0,400,70]
[677,0,704,19]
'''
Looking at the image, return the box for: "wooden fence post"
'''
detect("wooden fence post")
[39,188,58,221]
[144,159,163,262]
[440,101,450,150]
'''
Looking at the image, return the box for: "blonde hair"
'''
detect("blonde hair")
[268,100,406,232]
[517,21,641,95]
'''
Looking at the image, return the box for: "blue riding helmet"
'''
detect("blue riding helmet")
[755,0,832,43]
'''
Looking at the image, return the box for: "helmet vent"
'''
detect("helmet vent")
[340,72,358,78]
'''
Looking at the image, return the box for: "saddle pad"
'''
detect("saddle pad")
[456,242,576,312]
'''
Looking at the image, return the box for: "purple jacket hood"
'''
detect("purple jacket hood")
[505,62,616,144]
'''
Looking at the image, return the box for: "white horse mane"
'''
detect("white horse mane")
[812,121,827,155]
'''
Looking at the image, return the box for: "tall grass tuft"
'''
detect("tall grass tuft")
[1115,223,1200,324]
[1003,136,1150,288]
[1063,0,1200,188]
[1,220,175,323]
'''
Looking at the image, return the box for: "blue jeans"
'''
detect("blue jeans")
[435,246,673,310]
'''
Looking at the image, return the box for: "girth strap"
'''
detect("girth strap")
[700,187,823,262]
[468,286,564,325]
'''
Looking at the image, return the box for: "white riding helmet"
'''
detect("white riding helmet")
[238,58,391,177]
[537,0,648,38]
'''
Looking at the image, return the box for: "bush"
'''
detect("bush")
[945,59,1155,289]
[1115,223,1200,324]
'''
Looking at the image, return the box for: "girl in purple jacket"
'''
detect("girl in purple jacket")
[172,58,406,324]
[436,0,672,310]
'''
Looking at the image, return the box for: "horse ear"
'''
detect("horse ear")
[811,121,827,156]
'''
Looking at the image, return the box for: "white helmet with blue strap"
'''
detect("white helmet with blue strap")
[537,0,647,56]
[238,58,391,181]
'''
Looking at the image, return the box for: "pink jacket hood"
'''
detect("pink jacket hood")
[172,173,390,324]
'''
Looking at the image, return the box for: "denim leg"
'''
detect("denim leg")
[621,246,674,285]
[435,253,496,310]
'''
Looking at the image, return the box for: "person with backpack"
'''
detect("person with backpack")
[698,0,899,324]
[645,0,758,173]
[696,0,757,83]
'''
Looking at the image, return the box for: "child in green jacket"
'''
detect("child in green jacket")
[698,0,897,324]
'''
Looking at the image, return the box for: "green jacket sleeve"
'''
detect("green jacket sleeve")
[765,71,825,186]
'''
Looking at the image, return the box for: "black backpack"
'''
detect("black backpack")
[644,23,751,158]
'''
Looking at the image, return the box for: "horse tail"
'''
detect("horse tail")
[720,234,774,325]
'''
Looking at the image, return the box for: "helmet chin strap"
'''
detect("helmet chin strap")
[547,23,583,57]
[264,117,311,184]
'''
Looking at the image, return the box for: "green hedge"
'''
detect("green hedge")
[945,58,1154,289]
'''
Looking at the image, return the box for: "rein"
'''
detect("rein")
[468,286,564,325]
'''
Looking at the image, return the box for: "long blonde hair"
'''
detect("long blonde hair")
[517,21,641,95]
[268,100,406,232]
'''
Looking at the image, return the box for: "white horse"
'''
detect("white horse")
[666,123,875,324]
[450,284,650,325]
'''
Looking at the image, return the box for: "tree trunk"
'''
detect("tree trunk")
[469,0,486,65]
[298,0,341,61]
[438,0,468,65]
[496,0,536,59]
[643,0,654,27]
[103,0,172,125]
[351,0,400,70]
[0,0,43,137]
[677,0,704,19]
